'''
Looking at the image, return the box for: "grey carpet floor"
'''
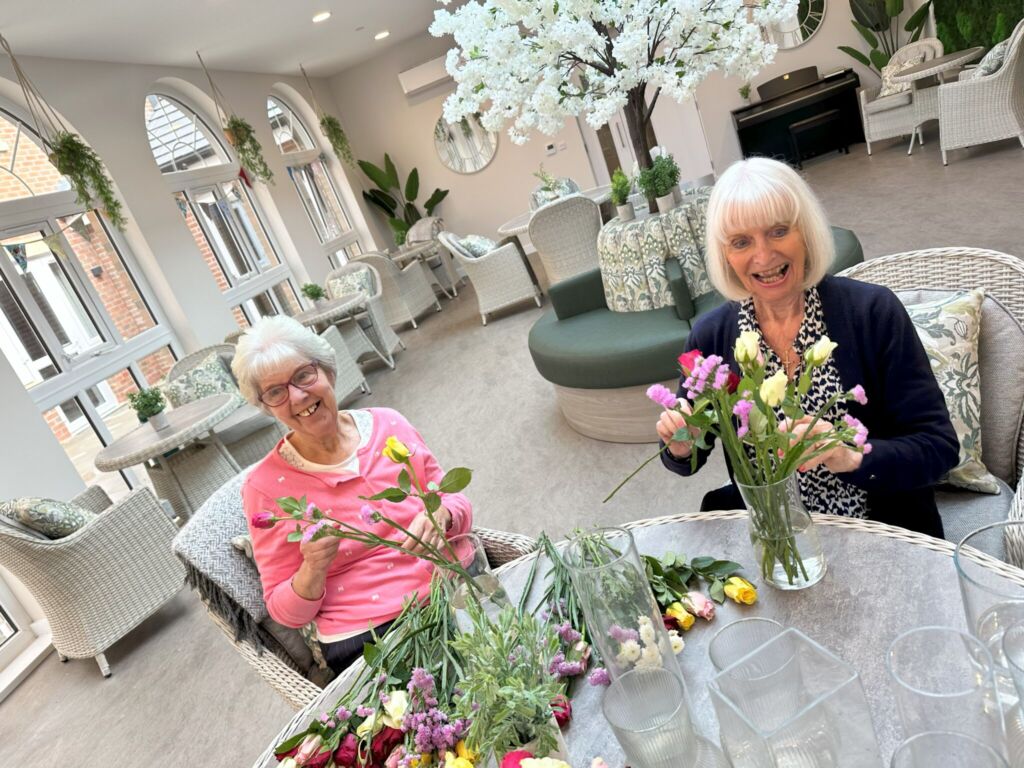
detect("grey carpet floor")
[1,130,1022,766]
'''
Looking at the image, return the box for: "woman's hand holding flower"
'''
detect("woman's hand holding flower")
[293,532,342,599]
[783,416,864,474]
[400,507,452,555]
[655,400,701,459]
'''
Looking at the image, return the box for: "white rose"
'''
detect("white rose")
[760,370,788,407]
[382,690,408,729]
[805,336,838,367]
[734,330,760,364]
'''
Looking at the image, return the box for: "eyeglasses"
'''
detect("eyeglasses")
[258,363,320,407]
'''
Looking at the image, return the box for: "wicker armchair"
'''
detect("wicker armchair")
[938,19,1024,165]
[406,216,463,297]
[318,326,370,405]
[438,231,541,325]
[0,486,184,677]
[325,262,404,369]
[838,248,1024,549]
[353,253,441,330]
[173,472,538,710]
[857,38,944,155]
[527,194,602,286]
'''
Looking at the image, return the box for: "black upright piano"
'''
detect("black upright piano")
[731,67,864,166]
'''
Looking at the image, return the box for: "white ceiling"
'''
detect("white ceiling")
[0,0,441,77]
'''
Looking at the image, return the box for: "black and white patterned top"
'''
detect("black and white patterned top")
[738,287,868,518]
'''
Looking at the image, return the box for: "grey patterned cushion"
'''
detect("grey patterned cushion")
[878,54,925,97]
[0,498,97,539]
[529,178,581,210]
[977,38,1011,76]
[460,235,497,258]
[902,289,999,494]
[163,352,239,408]
[406,217,443,243]
[328,270,372,298]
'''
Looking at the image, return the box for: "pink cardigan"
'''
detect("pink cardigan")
[242,407,473,636]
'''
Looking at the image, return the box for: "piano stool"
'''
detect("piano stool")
[788,109,849,169]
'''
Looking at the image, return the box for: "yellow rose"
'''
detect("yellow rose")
[455,741,476,762]
[805,336,838,367]
[724,576,758,605]
[665,601,696,631]
[383,436,411,463]
[382,689,408,728]
[356,711,381,738]
[759,370,788,407]
[444,752,474,768]
[734,330,760,364]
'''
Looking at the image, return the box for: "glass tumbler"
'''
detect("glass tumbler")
[890,732,1008,768]
[708,617,784,672]
[709,628,881,768]
[886,626,1004,752]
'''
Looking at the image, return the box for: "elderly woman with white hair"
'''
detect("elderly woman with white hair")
[232,315,472,674]
[657,157,958,537]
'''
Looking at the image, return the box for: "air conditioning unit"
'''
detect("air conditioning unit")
[398,55,451,97]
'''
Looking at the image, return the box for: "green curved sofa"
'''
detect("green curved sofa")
[528,226,864,440]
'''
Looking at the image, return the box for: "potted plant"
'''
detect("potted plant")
[610,168,635,222]
[224,115,274,184]
[301,282,326,306]
[359,154,448,246]
[128,388,169,431]
[637,154,680,214]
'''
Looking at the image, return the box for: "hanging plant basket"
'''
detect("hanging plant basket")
[301,64,355,167]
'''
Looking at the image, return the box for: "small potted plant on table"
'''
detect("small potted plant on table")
[638,154,681,214]
[610,168,635,222]
[301,283,326,307]
[128,388,169,431]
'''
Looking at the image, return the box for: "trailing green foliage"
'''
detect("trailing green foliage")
[127,387,165,420]
[300,283,325,301]
[225,115,274,183]
[934,0,1022,50]
[610,168,632,206]
[358,153,448,245]
[838,0,932,76]
[318,114,354,167]
[47,132,126,230]
[637,154,680,199]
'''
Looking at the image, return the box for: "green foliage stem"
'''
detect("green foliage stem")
[47,132,126,230]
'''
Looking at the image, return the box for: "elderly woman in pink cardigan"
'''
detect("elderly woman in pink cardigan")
[232,316,473,674]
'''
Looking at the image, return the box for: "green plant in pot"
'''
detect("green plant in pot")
[610,168,636,222]
[318,114,354,167]
[300,283,326,304]
[225,115,274,184]
[128,388,168,430]
[47,132,126,230]
[838,0,932,76]
[359,154,448,246]
[637,154,680,213]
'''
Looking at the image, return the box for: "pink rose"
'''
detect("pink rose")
[501,750,535,768]
[384,746,404,768]
[678,349,703,375]
[682,591,716,620]
[251,511,276,529]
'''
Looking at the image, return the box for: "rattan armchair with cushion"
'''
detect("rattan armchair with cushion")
[173,472,539,710]
[326,262,404,368]
[938,19,1024,165]
[527,194,602,286]
[0,486,184,677]
[439,231,542,325]
[318,326,370,405]
[353,253,441,330]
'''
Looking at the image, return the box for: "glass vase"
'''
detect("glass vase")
[564,527,681,681]
[446,532,509,632]
[737,473,826,590]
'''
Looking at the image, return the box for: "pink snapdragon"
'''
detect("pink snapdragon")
[646,383,678,409]
[843,414,870,447]
[301,519,327,543]
[850,385,868,405]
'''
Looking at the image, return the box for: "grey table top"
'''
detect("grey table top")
[893,47,985,82]
[252,512,1024,767]
[388,241,436,266]
[291,293,365,329]
[497,185,613,236]
[94,393,241,471]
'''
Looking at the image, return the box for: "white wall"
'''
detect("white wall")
[328,32,597,243]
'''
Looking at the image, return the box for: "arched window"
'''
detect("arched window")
[0,103,179,497]
[267,95,363,267]
[145,93,301,327]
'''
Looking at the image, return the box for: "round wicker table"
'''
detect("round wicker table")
[497,184,614,237]
[250,511,1024,767]
[291,293,365,331]
[892,47,986,85]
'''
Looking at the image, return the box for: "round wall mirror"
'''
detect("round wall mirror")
[433,113,497,174]
[764,0,826,49]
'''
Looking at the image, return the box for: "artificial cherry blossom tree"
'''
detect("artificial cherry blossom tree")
[430,0,797,170]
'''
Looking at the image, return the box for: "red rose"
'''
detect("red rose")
[662,615,677,632]
[550,693,572,727]
[334,733,359,767]
[306,750,332,768]
[501,750,535,768]
[678,349,703,375]
[727,370,741,393]
[371,727,404,765]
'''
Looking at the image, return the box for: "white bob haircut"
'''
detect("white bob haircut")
[231,315,337,410]
[705,157,834,302]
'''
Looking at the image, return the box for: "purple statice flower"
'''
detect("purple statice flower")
[646,383,678,409]
[713,362,732,390]
[608,624,639,643]
[863,443,873,455]
[557,622,582,645]
[335,706,351,721]
[408,667,435,696]
[553,659,585,678]
[356,705,374,718]
[301,519,327,543]
[304,501,317,521]
[539,606,551,621]
[319,712,331,723]
[733,398,754,438]
[850,385,868,406]
[360,505,378,525]
[547,651,565,676]
[325,720,336,729]
[683,354,726,400]
[380,691,390,705]
[843,414,870,447]
[588,667,611,687]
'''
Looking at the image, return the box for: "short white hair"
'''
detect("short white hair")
[231,315,336,409]
[705,157,834,302]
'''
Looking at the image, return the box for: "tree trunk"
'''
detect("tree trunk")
[623,85,654,170]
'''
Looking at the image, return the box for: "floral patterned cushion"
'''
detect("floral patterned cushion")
[903,289,999,494]
[0,497,97,539]
[529,178,581,210]
[459,235,498,258]
[163,352,239,408]
[977,38,1011,76]
[878,54,925,97]
[328,269,373,299]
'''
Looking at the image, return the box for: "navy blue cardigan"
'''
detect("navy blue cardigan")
[661,274,960,535]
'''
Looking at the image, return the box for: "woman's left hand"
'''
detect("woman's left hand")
[401,507,452,555]
[783,416,863,474]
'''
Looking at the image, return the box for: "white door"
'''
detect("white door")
[578,109,638,184]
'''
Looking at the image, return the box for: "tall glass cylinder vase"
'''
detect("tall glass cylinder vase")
[446,532,509,632]
[737,473,826,591]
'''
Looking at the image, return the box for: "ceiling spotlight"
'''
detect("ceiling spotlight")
[374,30,390,40]
[312,11,331,23]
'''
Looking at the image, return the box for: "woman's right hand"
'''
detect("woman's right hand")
[656,401,699,459]
[292,534,342,600]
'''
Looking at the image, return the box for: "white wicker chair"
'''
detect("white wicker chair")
[0,486,184,677]
[325,262,404,368]
[938,19,1024,165]
[527,194,602,285]
[838,248,1024,550]
[857,38,944,155]
[318,326,370,405]
[353,253,441,330]
[406,216,463,297]
[438,231,542,325]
